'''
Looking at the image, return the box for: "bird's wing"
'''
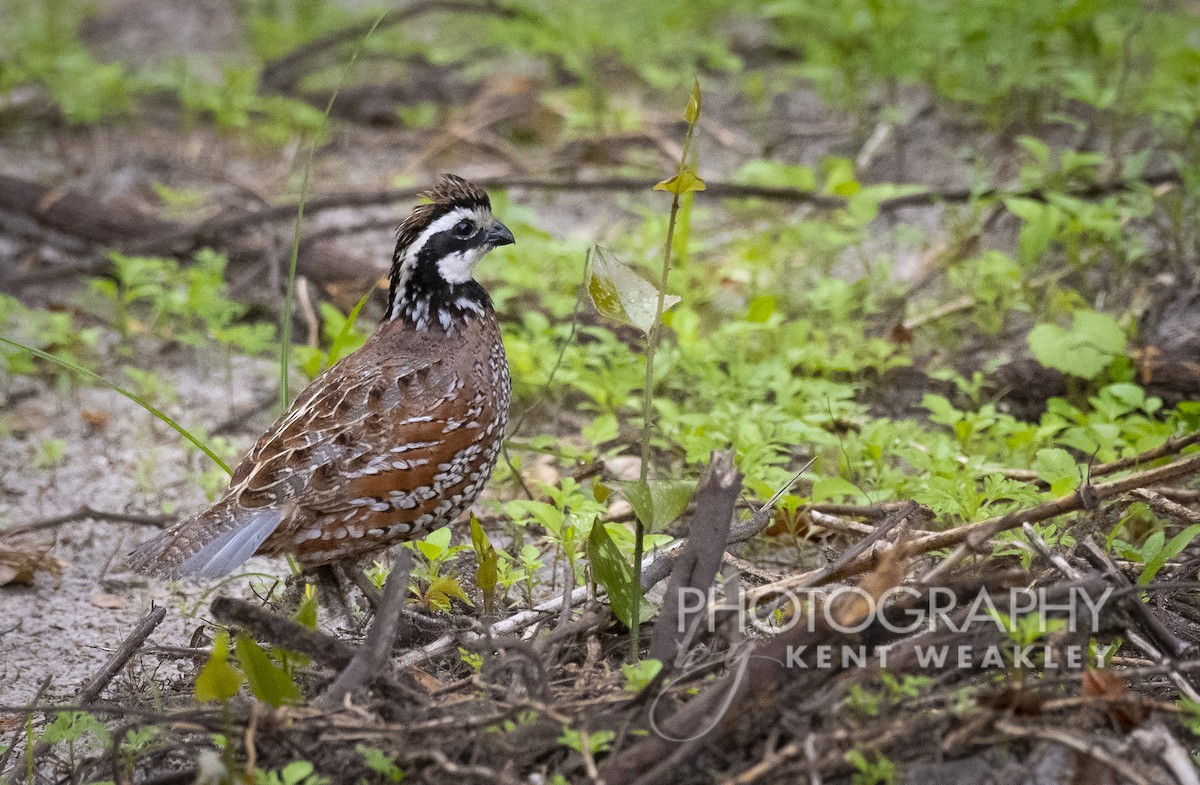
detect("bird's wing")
[126,345,448,579]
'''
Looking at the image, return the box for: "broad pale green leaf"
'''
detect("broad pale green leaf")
[194,630,242,703]
[1028,310,1127,379]
[616,478,694,532]
[812,476,863,502]
[587,522,640,629]
[234,634,301,708]
[1033,448,1078,496]
[654,167,706,195]
[587,248,680,334]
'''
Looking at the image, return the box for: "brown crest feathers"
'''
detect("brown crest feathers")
[394,174,491,256]
[423,173,490,208]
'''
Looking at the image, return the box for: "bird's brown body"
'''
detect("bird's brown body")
[128,175,513,579]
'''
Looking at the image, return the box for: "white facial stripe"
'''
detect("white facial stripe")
[436,246,489,284]
[402,206,488,269]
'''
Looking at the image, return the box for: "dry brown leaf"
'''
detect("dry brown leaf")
[830,527,911,628]
[0,535,66,586]
[1082,668,1146,731]
[80,408,112,430]
[88,591,127,609]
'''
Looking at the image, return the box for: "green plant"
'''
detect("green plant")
[256,760,330,785]
[557,726,615,757]
[0,294,100,389]
[39,711,112,777]
[355,744,405,784]
[844,673,932,717]
[403,528,471,613]
[845,749,895,785]
[585,81,703,655]
[0,0,135,123]
[194,629,302,708]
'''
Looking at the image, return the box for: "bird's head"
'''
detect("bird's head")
[385,174,515,328]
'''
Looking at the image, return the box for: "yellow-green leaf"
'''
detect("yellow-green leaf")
[293,583,318,629]
[470,514,498,614]
[424,575,471,613]
[194,630,242,703]
[653,168,706,196]
[685,79,701,125]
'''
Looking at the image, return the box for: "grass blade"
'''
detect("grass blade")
[0,335,232,475]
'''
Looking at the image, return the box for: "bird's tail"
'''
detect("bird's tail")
[125,500,283,580]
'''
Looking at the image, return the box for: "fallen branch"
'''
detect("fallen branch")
[317,551,415,710]
[648,452,740,664]
[110,167,1185,258]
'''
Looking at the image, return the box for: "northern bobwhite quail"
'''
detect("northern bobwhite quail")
[127,174,513,579]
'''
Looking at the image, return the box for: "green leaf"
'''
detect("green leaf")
[746,295,776,323]
[470,514,498,613]
[194,630,242,703]
[423,575,470,613]
[234,634,301,708]
[622,658,663,692]
[293,583,318,629]
[812,476,863,502]
[1027,310,1127,379]
[653,167,706,195]
[615,478,694,533]
[1139,524,1200,584]
[684,78,701,124]
[587,522,640,629]
[1033,448,1079,496]
[587,247,680,334]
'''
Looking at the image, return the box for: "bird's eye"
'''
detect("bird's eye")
[452,219,474,238]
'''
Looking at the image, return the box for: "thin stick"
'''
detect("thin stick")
[1,506,169,540]
[1003,428,1200,483]
[772,450,1200,593]
[76,606,166,705]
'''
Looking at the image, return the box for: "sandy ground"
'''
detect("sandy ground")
[0,350,286,707]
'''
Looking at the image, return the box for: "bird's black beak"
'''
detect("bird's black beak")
[488,222,515,247]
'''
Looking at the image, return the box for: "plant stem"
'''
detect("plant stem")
[279,162,311,411]
[278,12,386,412]
[631,106,698,660]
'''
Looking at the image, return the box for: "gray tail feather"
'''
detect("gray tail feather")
[125,502,283,580]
